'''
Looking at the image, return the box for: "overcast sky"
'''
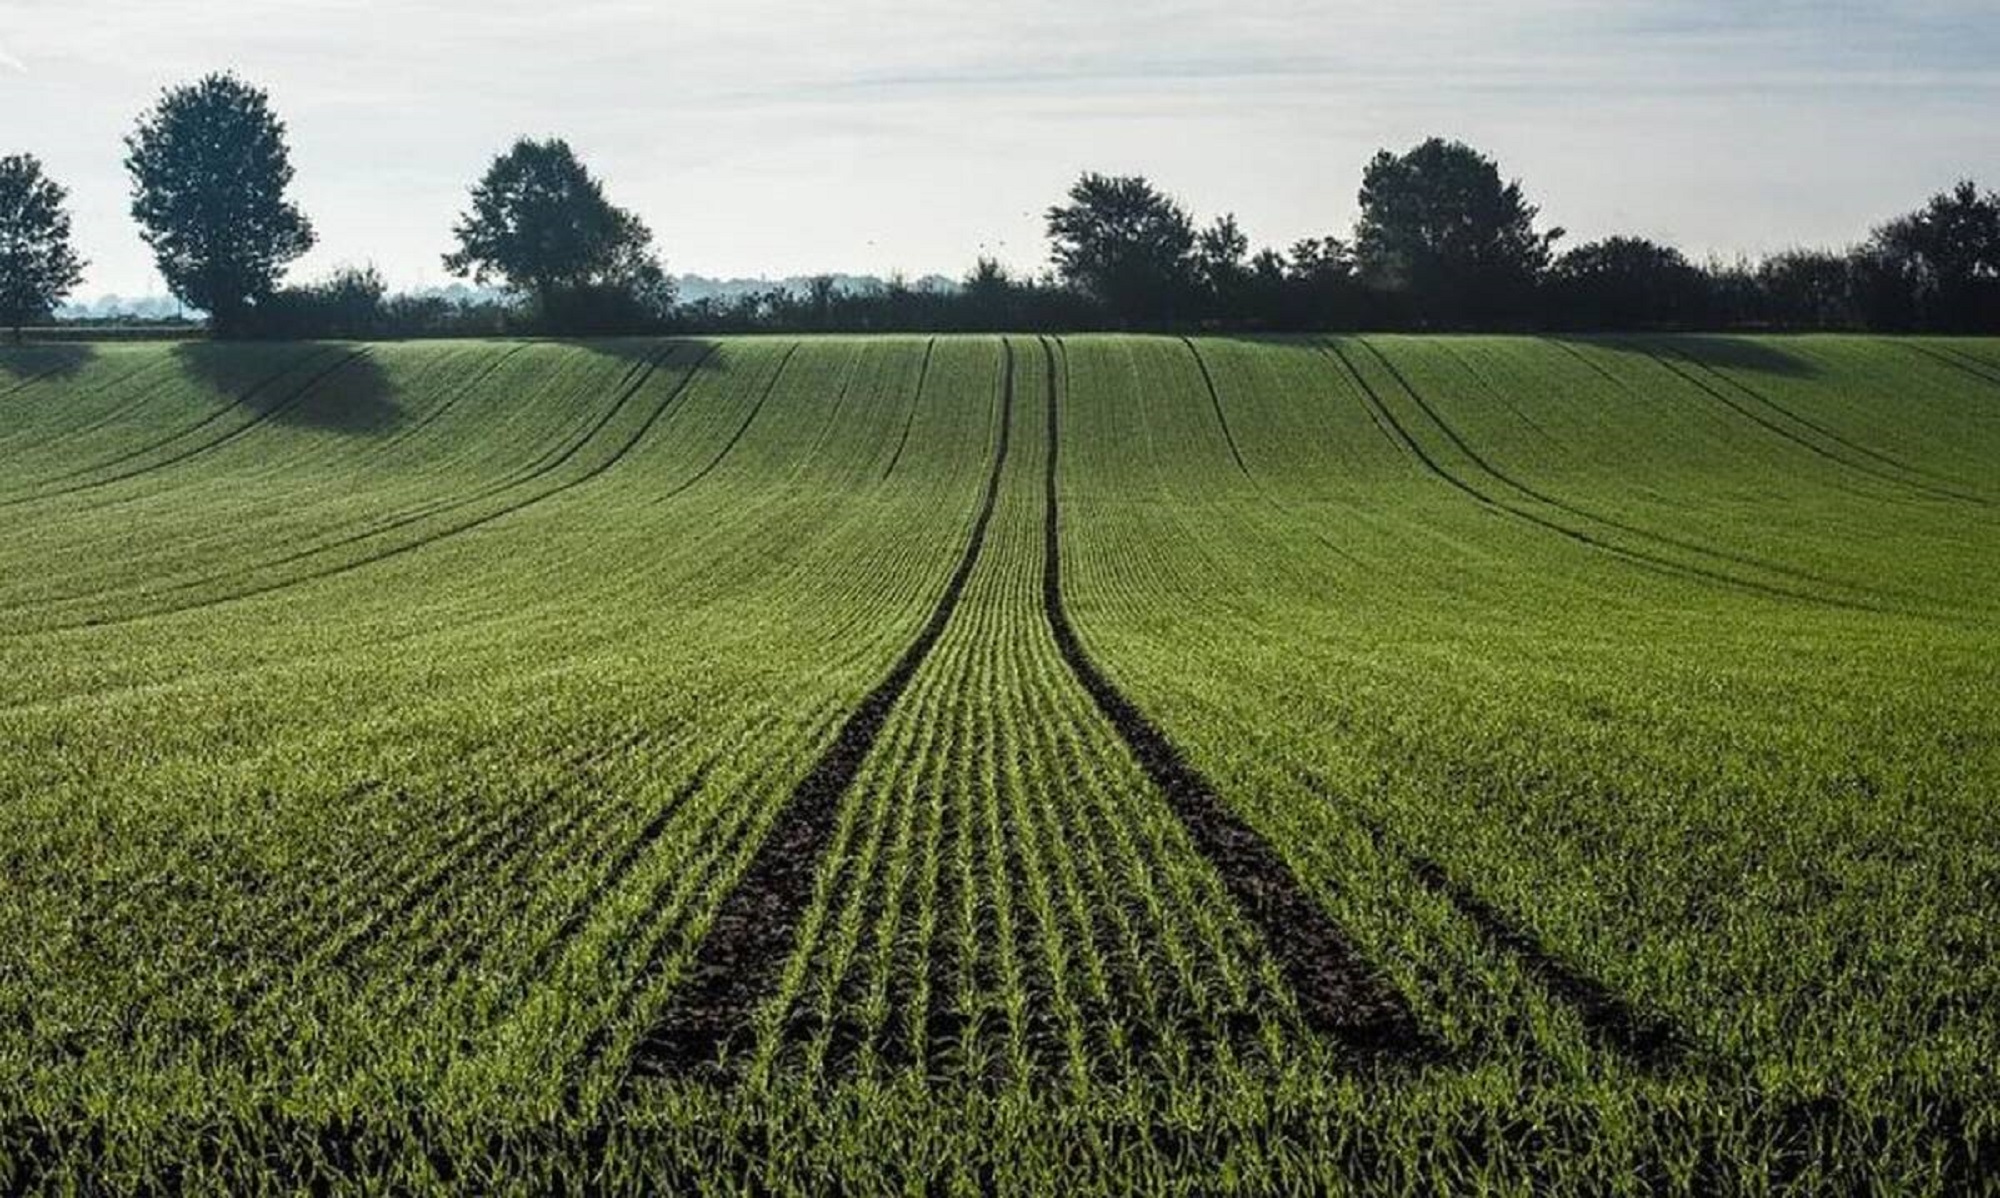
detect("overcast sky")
[5,0,1997,297]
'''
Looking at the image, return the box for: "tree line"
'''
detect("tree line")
[3,72,1997,341]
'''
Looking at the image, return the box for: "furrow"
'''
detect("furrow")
[627,339,1015,1077]
[1325,339,1873,611]
[1644,344,1993,507]
[1354,338,1907,602]
[1038,335,1422,1055]
[882,335,937,480]
[0,346,350,508]
[6,344,713,636]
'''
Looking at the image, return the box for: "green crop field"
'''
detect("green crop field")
[1,334,1997,1194]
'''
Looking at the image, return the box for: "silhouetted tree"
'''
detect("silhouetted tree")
[1355,138,1560,328]
[959,257,1017,330]
[1045,173,1198,325]
[1858,180,2000,332]
[1196,213,1251,319]
[254,265,388,339]
[802,274,840,329]
[125,74,315,338]
[443,138,672,333]
[1755,250,1857,330]
[1286,236,1353,284]
[1548,237,1710,329]
[0,154,86,341]
[1276,236,1360,329]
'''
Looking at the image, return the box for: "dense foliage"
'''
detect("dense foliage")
[1044,173,1201,325]
[12,73,2000,335]
[0,154,85,341]
[443,138,674,333]
[1353,138,1560,327]
[123,74,315,338]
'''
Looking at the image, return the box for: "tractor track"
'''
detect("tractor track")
[0,356,180,461]
[5,343,715,637]
[1292,770,1684,1068]
[127,343,696,599]
[1324,340,1876,611]
[1179,337,1415,571]
[1179,336,1251,477]
[1922,341,2000,387]
[0,346,348,508]
[1042,336,1423,1056]
[0,344,678,614]
[1667,343,1985,491]
[650,342,799,504]
[372,340,536,452]
[1348,337,1906,603]
[1642,344,1994,508]
[627,339,1015,1078]
[882,336,938,480]
[1898,341,2000,391]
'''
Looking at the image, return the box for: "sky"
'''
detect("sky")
[4,0,1998,299]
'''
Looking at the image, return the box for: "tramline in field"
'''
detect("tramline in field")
[1,334,1996,1192]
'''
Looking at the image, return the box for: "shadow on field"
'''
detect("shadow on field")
[573,338,736,416]
[1564,334,1820,378]
[573,335,681,365]
[572,336,733,379]
[173,342,400,434]
[0,342,97,388]
[1661,335,1820,376]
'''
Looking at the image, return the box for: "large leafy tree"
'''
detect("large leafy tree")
[1861,180,2000,331]
[1549,236,1711,330]
[1195,213,1251,318]
[443,138,672,331]
[125,74,315,337]
[1755,249,1857,330]
[1045,173,1198,325]
[0,154,86,341]
[1355,138,1560,327]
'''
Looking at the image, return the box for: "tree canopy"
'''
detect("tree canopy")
[125,74,315,337]
[1549,237,1710,330]
[0,154,85,340]
[443,138,672,332]
[1860,180,2000,332]
[1045,173,1198,325]
[1355,138,1560,328]
[32,104,2000,338]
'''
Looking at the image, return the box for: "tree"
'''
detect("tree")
[0,154,85,341]
[1354,138,1561,328]
[254,265,388,339]
[1549,237,1711,329]
[1195,213,1251,319]
[1859,180,2000,331]
[804,274,840,329]
[1265,236,1360,330]
[443,138,672,332]
[1755,249,1857,330]
[125,74,315,338]
[959,257,1015,330]
[1045,173,1198,326]
[1286,236,1353,285]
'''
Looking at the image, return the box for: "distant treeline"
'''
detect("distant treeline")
[3,73,1996,341]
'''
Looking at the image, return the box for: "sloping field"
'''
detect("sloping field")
[1,335,1996,1193]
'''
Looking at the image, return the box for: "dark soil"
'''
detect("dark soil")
[1038,337,1424,1057]
[629,341,1018,1077]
